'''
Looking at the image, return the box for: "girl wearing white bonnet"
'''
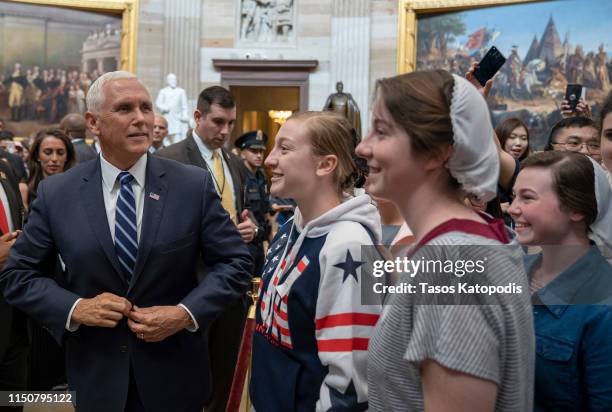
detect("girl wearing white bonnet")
[598,91,612,185]
[358,70,534,411]
[508,151,612,409]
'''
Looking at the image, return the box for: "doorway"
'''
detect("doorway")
[229,85,300,151]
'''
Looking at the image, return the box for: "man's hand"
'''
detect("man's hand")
[127,305,193,343]
[71,292,132,328]
[0,230,20,268]
[465,62,494,98]
[560,98,592,119]
[236,209,256,243]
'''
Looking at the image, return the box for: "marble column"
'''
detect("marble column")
[162,0,202,107]
[330,0,371,136]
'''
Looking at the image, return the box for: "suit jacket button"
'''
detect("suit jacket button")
[120,345,128,353]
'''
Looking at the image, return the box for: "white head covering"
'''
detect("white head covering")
[447,74,499,202]
[587,157,612,251]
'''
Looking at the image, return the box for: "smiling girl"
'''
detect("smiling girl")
[508,151,612,410]
[250,112,382,411]
[358,70,534,412]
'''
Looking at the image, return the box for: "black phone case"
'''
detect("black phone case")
[474,46,507,87]
[565,84,582,110]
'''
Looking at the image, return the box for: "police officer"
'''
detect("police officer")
[235,130,270,275]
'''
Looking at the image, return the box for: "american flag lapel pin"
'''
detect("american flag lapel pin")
[149,192,160,201]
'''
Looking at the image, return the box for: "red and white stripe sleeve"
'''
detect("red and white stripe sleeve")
[314,230,382,411]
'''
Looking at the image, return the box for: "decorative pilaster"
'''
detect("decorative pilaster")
[162,0,202,104]
[330,0,371,135]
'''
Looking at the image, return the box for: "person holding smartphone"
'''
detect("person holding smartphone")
[560,85,592,119]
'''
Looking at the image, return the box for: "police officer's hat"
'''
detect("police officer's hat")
[235,130,267,151]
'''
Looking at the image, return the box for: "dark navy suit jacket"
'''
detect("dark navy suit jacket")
[0,159,25,361]
[0,154,253,411]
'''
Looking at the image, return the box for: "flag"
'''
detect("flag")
[465,28,486,51]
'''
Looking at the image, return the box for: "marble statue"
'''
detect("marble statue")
[155,73,189,145]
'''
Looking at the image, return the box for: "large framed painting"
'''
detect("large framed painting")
[398,0,612,148]
[0,0,138,137]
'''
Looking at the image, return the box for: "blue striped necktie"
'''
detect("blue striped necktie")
[115,171,138,283]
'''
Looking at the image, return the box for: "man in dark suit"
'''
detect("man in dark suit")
[149,115,168,154]
[0,71,252,412]
[60,113,98,163]
[157,86,262,412]
[0,160,25,412]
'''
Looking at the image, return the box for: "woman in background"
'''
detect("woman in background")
[496,117,530,161]
[23,128,75,208]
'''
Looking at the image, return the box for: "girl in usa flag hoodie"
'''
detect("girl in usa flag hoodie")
[250,112,382,412]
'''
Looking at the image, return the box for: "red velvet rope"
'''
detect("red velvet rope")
[225,316,256,411]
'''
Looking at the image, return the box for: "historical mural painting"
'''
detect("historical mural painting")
[416,0,611,148]
[0,0,121,136]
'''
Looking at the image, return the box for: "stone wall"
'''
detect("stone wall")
[370,0,398,107]
[135,0,399,129]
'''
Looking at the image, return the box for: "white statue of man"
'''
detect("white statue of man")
[155,73,189,145]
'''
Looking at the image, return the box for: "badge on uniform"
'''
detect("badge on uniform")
[149,192,160,200]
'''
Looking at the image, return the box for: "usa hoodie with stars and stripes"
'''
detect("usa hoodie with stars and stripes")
[250,194,382,412]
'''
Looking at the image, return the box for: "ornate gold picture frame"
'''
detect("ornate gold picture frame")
[396,0,612,149]
[4,0,139,72]
[397,0,538,73]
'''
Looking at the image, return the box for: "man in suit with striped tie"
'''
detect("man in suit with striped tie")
[0,71,253,412]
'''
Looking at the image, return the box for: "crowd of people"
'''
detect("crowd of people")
[432,42,612,102]
[0,64,610,412]
[1,63,102,123]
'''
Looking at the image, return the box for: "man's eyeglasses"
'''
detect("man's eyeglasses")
[552,140,601,154]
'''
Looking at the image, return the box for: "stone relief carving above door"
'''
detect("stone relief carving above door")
[238,0,296,45]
